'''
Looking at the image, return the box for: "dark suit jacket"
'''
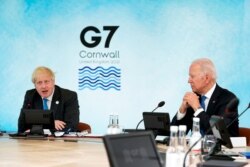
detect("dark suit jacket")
[18,85,80,132]
[171,84,239,137]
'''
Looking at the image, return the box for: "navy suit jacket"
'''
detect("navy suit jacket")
[18,85,80,132]
[171,84,239,137]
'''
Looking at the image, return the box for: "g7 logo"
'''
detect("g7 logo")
[80,26,119,48]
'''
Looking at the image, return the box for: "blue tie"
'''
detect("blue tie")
[199,96,206,136]
[200,95,206,110]
[43,98,48,110]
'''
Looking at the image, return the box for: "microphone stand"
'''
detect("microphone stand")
[183,102,250,167]
[135,101,165,130]
[226,103,250,129]
[135,106,159,130]
[182,126,213,167]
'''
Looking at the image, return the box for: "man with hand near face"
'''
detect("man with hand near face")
[18,66,80,133]
[171,58,239,136]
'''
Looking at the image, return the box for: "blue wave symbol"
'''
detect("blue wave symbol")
[78,66,121,91]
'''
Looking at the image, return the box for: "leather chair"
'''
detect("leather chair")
[77,122,91,133]
[239,127,250,146]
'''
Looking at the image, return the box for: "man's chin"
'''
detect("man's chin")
[40,92,49,98]
[191,87,196,92]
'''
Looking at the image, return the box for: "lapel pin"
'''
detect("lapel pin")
[55,101,59,104]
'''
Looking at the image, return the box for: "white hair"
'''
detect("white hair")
[191,58,217,80]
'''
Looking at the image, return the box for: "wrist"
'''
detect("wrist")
[179,107,186,113]
[194,106,203,112]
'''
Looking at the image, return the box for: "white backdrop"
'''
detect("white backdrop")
[0,0,250,134]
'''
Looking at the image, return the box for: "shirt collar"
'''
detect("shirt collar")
[204,83,216,100]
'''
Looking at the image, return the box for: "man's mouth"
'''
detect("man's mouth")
[42,90,48,93]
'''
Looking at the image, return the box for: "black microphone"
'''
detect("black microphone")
[183,98,249,167]
[135,101,165,130]
[225,97,240,113]
[155,101,165,110]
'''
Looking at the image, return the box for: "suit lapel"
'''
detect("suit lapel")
[206,84,221,115]
[33,92,43,109]
[51,86,61,112]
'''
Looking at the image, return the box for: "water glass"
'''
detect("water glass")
[202,135,216,154]
[107,114,122,134]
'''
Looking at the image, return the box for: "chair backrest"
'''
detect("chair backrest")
[77,122,91,133]
[239,127,250,146]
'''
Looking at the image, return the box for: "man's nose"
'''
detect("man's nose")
[41,82,47,87]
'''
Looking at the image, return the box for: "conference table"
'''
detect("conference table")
[0,134,109,167]
[0,133,249,167]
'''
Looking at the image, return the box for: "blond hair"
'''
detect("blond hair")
[31,66,55,84]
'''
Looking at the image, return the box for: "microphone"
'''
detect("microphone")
[225,97,240,113]
[155,101,165,111]
[135,101,165,130]
[182,98,249,167]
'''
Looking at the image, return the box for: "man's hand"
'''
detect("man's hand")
[54,120,66,131]
[179,93,190,113]
[183,92,201,111]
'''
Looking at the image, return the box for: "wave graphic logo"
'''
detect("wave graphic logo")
[78,66,121,91]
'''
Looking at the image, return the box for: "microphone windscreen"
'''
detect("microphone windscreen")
[226,97,239,112]
[158,101,165,107]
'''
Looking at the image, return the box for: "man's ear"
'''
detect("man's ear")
[205,73,211,83]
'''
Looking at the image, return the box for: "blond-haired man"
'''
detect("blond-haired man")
[18,66,79,132]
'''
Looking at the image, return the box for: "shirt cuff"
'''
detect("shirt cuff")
[193,108,204,117]
[177,110,186,120]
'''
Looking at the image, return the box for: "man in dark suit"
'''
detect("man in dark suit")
[171,58,239,136]
[18,66,80,133]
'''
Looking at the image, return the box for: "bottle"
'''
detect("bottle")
[178,125,187,152]
[112,114,121,134]
[189,117,202,165]
[189,117,202,151]
[166,126,179,167]
[107,114,121,134]
[177,125,187,167]
[107,114,114,134]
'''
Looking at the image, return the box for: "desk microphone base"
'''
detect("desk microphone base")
[197,160,247,167]
[203,154,235,161]
[26,134,48,139]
